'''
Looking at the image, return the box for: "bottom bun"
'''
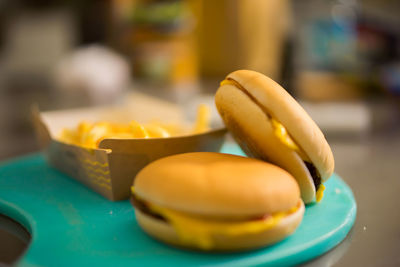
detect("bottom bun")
[135,200,305,251]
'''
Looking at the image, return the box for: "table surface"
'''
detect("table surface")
[1,128,400,266]
[300,129,400,267]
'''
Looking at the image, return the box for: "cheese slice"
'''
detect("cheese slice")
[270,118,300,151]
[316,184,326,203]
[146,201,300,250]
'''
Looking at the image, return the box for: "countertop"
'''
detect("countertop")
[1,94,400,265]
[302,128,400,266]
[2,129,400,266]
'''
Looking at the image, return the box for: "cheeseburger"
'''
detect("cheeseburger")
[215,70,334,204]
[131,152,304,251]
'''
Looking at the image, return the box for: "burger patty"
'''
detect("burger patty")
[131,194,273,222]
[304,161,321,191]
[130,195,167,222]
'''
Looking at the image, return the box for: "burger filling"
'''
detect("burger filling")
[304,161,321,190]
[220,78,324,198]
[130,194,166,222]
[131,189,301,249]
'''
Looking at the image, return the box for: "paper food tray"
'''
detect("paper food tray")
[32,93,226,201]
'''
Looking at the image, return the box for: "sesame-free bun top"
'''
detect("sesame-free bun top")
[222,70,334,181]
[134,152,300,218]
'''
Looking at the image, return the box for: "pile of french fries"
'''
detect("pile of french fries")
[58,104,211,148]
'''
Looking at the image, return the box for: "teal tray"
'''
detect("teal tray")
[0,144,356,266]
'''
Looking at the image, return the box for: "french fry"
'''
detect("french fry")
[129,121,149,138]
[59,128,79,146]
[144,124,170,138]
[193,104,211,133]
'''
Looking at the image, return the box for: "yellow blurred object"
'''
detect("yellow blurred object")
[196,0,291,79]
[58,104,211,148]
[193,104,211,133]
[296,71,363,101]
[129,121,149,138]
[58,128,79,146]
[144,124,171,138]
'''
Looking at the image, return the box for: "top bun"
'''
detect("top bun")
[225,70,334,181]
[134,152,300,218]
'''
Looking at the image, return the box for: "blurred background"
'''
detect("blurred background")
[2,1,400,266]
[1,0,400,159]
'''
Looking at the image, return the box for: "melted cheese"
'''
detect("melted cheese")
[270,118,300,151]
[146,200,300,250]
[220,79,236,87]
[316,184,326,203]
[270,118,311,162]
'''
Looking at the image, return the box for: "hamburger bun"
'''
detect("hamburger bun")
[215,70,334,203]
[135,202,304,251]
[132,152,304,251]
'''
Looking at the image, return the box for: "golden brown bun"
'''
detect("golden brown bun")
[227,70,334,181]
[134,200,305,251]
[134,152,300,218]
[215,84,316,203]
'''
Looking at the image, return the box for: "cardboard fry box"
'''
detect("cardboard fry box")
[32,93,227,201]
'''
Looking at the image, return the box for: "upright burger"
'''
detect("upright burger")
[215,70,335,203]
[131,152,304,251]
